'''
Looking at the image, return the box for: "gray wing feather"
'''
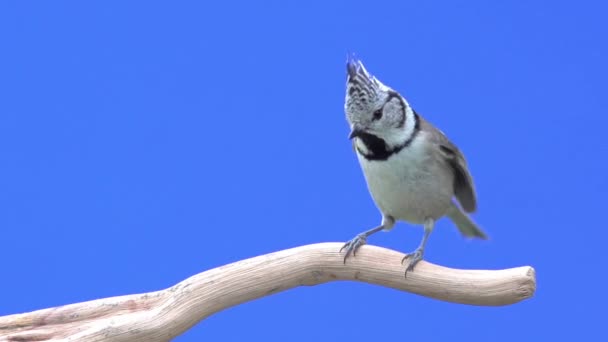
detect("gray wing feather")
[419,117,477,213]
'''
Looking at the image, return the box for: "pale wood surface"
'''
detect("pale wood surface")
[0,243,536,341]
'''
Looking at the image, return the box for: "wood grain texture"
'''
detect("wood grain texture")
[0,243,536,341]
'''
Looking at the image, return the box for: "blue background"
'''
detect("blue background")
[1,1,606,340]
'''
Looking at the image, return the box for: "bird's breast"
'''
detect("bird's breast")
[356,136,454,223]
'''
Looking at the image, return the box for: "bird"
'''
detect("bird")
[341,55,487,276]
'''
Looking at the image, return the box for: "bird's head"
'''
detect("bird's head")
[344,55,413,147]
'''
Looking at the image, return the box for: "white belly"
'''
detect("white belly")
[356,137,454,224]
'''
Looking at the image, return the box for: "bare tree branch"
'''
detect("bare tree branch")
[0,243,536,341]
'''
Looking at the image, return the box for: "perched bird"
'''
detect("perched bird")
[341,55,487,276]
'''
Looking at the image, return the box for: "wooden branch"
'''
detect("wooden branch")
[0,243,536,341]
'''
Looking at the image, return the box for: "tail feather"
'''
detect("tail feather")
[446,202,488,239]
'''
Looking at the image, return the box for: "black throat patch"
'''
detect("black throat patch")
[355,112,420,161]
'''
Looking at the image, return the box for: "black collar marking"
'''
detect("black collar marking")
[355,111,420,161]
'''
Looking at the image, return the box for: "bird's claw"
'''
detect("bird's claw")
[340,234,367,263]
[401,248,424,277]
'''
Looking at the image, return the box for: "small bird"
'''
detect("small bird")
[341,55,487,276]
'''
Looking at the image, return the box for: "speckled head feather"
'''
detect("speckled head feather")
[345,54,381,124]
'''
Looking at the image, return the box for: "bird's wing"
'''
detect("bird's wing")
[419,116,477,213]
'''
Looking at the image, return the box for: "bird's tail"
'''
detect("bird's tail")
[446,202,488,239]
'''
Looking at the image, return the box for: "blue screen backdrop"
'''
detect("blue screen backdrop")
[0,1,606,340]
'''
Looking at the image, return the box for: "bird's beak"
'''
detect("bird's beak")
[349,124,365,140]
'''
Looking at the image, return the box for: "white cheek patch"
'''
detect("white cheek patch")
[402,106,417,140]
[384,99,400,119]
[355,138,370,154]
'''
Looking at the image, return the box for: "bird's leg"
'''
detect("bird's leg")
[341,216,394,264]
[340,225,383,263]
[402,218,435,277]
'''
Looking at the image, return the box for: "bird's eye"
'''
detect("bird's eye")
[372,109,383,120]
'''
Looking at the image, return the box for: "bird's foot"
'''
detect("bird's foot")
[401,247,425,277]
[340,234,367,263]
